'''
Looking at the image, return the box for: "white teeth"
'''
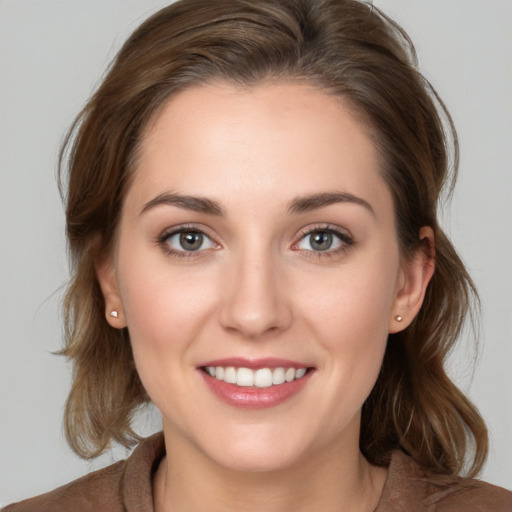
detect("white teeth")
[205,365,308,387]
[224,366,237,384]
[272,367,286,385]
[295,368,307,378]
[254,368,273,388]
[237,367,254,387]
[285,367,295,382]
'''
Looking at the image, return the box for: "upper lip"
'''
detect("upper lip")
[199,357,312,369]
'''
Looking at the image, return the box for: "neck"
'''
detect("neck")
[153,428,387,512]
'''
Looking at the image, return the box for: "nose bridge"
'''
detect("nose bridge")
[219,242,291,339]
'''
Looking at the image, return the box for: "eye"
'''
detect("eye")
[162,229,216,253]
[295,228,352,253]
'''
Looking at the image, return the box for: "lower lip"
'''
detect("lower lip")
[200,370,313,409]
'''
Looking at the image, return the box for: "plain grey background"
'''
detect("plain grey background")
[1,0,511,506]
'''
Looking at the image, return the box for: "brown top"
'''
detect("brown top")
[4,432,512,511]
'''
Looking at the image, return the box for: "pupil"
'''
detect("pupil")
[180,232,203,251]
[311,231,332,251]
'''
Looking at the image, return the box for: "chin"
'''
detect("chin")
[197,424,320,474]
[211,444,303,474]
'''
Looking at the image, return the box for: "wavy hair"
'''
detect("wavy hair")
[59,0,487,476]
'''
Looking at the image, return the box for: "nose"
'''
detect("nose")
[219,251,292,340]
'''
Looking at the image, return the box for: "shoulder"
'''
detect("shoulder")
[2,432,165,512]
[426,479,512,512]
[1,460,126,512]
[378,450,512,512]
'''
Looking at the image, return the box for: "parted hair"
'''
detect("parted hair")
[59,0,488,476]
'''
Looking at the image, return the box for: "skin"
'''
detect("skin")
[97,82,434,512]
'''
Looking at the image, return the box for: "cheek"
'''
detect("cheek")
[116,253,222,415]
[292,250,399,398]
[116,243,218,361]
[299,259,398,346]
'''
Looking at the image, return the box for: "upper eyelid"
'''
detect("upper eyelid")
[289,226,354,256]
[295,223,353,240]
[159,223,216,240]
[157,225,220,257]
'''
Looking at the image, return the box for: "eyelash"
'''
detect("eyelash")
[156,223,354,260]
[292,224,355,259]
[157,224,218,259]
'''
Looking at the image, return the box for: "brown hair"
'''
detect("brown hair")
[59,0,487,475]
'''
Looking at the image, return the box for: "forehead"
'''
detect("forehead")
[128,82,391,216]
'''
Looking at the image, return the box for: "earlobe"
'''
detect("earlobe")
[95,256,127,328]
[389,226,435,333]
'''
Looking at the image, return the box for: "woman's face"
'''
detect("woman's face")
[99,82,425,472]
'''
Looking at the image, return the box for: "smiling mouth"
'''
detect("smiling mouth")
[201,366,311,388]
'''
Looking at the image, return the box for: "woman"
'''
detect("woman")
[4,0,511,510]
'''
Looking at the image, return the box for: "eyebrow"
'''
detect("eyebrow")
[287,191,375,217]
[140,190,374,218]
[140,192,225,216]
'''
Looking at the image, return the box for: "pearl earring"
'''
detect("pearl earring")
[109,310,119,318]
[395,315,403,322]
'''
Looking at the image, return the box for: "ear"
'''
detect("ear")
[95,256,127,329]
[389,226,435,333]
